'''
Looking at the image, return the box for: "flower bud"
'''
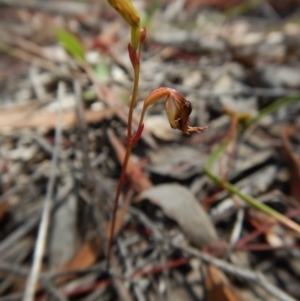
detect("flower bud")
[140,27,147,43]
[128,43,139,67]
[108,0,140,28]
[165,90,208,134]
[140,87,208,135]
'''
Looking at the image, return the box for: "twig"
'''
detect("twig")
[28,131,60,157]
[0,263,29,278]
[0,262,124,282]
[172,241,297,301]
[0,240,32,294]
[129,207,163,241]
[0,216,39,256]
[130,207,296,301]
[22,82,63,301]
[0,180,73,255]
[42,280,68,301]
[0,41,60,74]
[110,255,134,301]
[227,207,244,257]
[0,32,50,60]
[80,285,107,301]
[117,238,146,301]
[44,263,109,279]
[0,40,86,81]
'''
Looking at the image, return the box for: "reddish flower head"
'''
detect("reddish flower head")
[141,87,208,135]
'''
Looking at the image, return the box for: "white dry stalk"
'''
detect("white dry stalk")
[227,206,245,255]
[23,82,64,301]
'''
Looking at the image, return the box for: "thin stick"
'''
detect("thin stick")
[22,82,63,301]
[130,208,296,301]
[173,242,297,301]
[42,280,67,301]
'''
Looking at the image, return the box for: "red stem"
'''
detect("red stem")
[107,44,141,267]
[107,145,132,265]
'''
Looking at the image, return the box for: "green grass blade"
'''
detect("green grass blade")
[55,29,85,61]
[205,95,300,233]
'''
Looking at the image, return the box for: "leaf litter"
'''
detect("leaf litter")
[0,1,300,301]
[137,183,219,247]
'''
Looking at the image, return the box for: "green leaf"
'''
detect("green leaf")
[55,29,85,61]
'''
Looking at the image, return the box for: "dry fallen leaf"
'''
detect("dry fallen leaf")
[56,242,98,284]
[137,183,219,247]
[0,106,116,130]
[206,264,247,301]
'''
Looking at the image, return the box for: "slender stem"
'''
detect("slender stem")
[127,64,140,139]
[107,145,132,259]
[107,50,141,266]
[137,37,143,61]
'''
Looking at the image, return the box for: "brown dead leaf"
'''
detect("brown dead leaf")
[281,126,300,203]
[206,264,246,301]
[107,128,153,192]
[137,184,219,247]
[56,242,98,284]
[0,107,116,130]
[63,242,97,270]
[56,191,131,283]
